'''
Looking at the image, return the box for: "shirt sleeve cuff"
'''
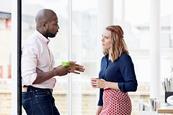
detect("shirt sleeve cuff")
[98,100,103,106]
[29,73,37,85]
[118,82,125,92]
[22,73,37,86]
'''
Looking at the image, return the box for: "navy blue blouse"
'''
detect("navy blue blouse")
[98,53,138,106]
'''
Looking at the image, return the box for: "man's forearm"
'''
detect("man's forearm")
[33,70,55,84]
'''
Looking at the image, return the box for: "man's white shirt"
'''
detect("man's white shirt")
[22,31,56,89]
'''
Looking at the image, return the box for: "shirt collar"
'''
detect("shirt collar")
[35,30,50,44]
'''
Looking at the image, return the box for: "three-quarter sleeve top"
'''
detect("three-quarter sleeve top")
[98,53,138,106]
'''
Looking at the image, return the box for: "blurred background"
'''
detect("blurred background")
[0,0,173,115]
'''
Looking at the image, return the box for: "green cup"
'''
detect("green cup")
[62,61,70,68]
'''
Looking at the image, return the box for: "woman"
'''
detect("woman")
[91,25,138,115]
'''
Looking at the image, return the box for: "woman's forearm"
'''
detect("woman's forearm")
[105,81,120,90]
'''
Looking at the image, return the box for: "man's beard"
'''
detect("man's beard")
[46,32,57,38]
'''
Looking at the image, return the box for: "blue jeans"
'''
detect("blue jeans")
[22,86,60,115]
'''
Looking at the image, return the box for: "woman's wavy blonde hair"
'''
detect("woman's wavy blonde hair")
[103,25,128,61]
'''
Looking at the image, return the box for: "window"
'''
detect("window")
[0,1,12,114]
[22,0,99,114]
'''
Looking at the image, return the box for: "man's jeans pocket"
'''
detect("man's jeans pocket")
[22,92,32,114]
[22,90,60,115]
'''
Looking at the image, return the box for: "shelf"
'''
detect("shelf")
[158,106,173,113]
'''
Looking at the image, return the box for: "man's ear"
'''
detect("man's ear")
[43,23,49,32]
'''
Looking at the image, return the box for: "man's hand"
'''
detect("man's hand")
[53,65,69,76]
[67,61,85,74]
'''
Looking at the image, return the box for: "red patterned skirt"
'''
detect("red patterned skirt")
[99,89,132,115]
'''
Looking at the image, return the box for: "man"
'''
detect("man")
[22,9,84,115]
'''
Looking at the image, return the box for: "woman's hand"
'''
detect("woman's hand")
[91,78,107,89]
[91,78,120,90]
[96,106,103,115]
